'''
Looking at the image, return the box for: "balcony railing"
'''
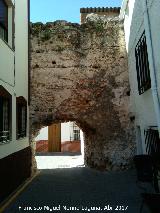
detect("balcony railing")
[0,130,10,144]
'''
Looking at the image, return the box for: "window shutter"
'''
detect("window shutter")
[0,0,8,29]
[0,96,3,132]
[16,97,27,139]
[17,103,22,138]
[24,105,27,136]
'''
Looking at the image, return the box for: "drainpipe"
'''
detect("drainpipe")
[142,0,160,135]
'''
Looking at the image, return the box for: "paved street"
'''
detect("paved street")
[5,154,149,213]
[35,153,84,169]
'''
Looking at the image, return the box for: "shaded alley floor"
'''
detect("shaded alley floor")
[4,154,150,213]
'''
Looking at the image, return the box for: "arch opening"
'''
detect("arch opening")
[30,18,135,173]
[32,120,85,169]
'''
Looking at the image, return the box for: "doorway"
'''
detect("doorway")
[35,122,83,154]
[35,122,84,169]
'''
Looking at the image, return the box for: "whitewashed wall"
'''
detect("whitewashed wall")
[35,122,71,142]
[35,127,48,141]
[35,122,81,144]
[35,122,74,143]
[0,0,29,159]
[61,122,72,143]
[122,0,159,154]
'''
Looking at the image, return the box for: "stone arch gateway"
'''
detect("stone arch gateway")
[30,18,135,171]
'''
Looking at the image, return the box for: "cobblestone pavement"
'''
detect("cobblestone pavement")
[5,154,149,213]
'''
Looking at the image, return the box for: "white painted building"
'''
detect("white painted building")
[61,122,71,143]
[120,0,160,154]
[0,0,30,202]
[36,122,81,143]
[35,126,48,141]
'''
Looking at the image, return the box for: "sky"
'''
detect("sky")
[30,0,122,24]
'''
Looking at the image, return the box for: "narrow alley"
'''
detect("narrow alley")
[4,155,149,213]
[1,0,160,212]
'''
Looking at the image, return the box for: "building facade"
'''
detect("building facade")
[120,0,160,154]
[35,122,82,153]
[0,0,30,202]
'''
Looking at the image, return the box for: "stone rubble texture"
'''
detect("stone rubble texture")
[86,13,119,23]
[30,15,135,171]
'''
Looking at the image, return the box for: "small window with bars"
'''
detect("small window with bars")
[16,97,27,139]
[135,31,151,95]
[144,128,160,159]
[0,0,8,42]
[70,122,80,141]
[73,129,80,141]
[0,87,12,144]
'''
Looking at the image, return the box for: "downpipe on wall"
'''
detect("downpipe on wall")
[142,0,160,135]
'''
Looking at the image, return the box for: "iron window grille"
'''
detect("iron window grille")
[144,128,160,157]
[70,122,80,141]
[0,0,8,42]
[135,31,151,95]
[144,128,160,192]
[73,129,80,141]
[0,97,11,144]
[16,97,27,139]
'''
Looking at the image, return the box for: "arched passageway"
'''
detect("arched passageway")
[34,121,85,170]
[35,122,83,154]
[30,17,135,172]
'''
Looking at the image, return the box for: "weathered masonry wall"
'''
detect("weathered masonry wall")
[30,17,135,171]
[80,7,120,24]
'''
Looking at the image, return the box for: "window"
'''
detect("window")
[0,86,11,144]
[135,31,151,95]
[0,0,8,42]
[144,128,160,157]
[16,97,27,139]
[136,126,143,154]
[70,122,80,141]
[73,129,80,141]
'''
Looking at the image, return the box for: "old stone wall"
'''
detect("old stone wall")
[30,17,135,171]
[80,7,120,24]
